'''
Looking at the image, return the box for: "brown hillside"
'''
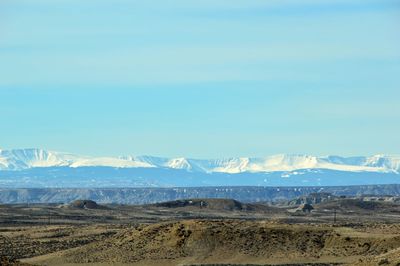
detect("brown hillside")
[67,200,108,210]
[52,220,400,265]
[153,198,280,213]
[317,199,400,213]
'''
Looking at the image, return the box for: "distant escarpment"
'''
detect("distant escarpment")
[1,184,400,204]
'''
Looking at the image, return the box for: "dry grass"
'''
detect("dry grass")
[0,198,399,266]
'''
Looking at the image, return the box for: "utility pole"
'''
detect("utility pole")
[333,208,337,224]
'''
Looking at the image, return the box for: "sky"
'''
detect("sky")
[0,0,399,158]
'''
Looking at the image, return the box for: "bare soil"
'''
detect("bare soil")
[0,198,399,266]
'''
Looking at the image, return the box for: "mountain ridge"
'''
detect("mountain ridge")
[0,148,399,174]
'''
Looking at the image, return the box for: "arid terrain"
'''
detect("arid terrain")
[1,195,400,266]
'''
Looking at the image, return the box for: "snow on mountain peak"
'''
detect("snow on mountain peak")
[166,158,192,170]
[0,148,73,170]
[0,149,399,174]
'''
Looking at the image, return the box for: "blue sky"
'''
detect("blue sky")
[0,0,399,158]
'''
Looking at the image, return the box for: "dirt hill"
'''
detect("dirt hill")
[152,198,280,213]
[351,247,400,266]
[24,220,400,266]
[0,256,32,266]
[287,192,338,206]
[66,200,108,210]
[316,198,400,213]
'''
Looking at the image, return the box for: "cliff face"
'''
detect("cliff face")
[1,184,400,204]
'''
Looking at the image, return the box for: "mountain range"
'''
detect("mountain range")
[1,148,399,173]
[0,148,399,188]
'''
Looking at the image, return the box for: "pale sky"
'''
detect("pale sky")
[0,0,399,158]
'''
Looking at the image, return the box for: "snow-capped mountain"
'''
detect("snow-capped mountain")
[0,148,399,174]
[0,149,75,170]
[0,149,399,188]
